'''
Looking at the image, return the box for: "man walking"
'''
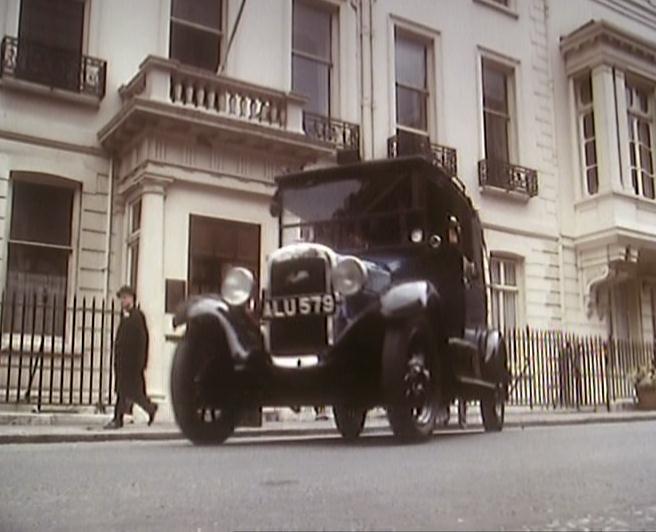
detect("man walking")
[104,286,157,429]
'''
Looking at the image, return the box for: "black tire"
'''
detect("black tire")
[480,385,505,432]
[333,405,367,441]
[171,335,237,445]
[383,317,439,442]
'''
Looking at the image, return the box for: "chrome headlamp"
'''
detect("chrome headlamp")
[332,257,367,297]
[221,267,255,306]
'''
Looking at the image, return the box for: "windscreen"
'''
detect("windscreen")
[279,172,425,251]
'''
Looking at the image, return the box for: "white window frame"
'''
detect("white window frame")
[393,28,432,136]
[489,255,522,331]
[575,73,599,196]
[291,0,339,118]
[473,0,519,19]
[625,78,655,200]
[126,198,141,292]
[169,0,225,72]
[479,54,519,164]
[2,172,80,347]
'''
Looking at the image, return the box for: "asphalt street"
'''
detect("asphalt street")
[1,421,655,532]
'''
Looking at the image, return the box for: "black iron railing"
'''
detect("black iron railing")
[0,36,106,99]
[0,294,120,411]
[478,158,538,197]
[302,112,360,152]
[505,328,655,410]
[387,133,458,177]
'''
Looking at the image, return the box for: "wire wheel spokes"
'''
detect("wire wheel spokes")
[198,407,225,423]
[404,339,433,426]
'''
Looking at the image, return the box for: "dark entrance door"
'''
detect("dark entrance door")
[188,215,261,297]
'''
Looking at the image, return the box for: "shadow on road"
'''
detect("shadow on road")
[163,427,486,449]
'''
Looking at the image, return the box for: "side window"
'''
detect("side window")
[489,256,521,331]
[575,74,599,195]
[395,30,430,133]
[482,58,514,164]
[292,0,334,117]
[5,176,76,334]
[170,0,223,72]
[17,0,86,91]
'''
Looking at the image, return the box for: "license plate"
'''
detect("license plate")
[262,294,336,319]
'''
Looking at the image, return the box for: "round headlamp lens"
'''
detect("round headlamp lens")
[221,267,255,306]
[332,257,367,296]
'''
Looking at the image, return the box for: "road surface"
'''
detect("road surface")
[1,421,655,531]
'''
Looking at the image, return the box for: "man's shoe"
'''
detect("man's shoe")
[103,419,123,430]
[147,404,158,426]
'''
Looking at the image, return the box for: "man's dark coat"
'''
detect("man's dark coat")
[114,308,149,397]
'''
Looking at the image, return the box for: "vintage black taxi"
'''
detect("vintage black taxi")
[171,157,509,444]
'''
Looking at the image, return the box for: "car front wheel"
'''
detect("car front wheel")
[383,317,439,442]
[171,335,237,445]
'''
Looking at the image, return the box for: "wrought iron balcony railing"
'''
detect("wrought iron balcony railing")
[478,159,539,197]
[302,112,361,152]
[387,133,458,177]
[0,36,106,99]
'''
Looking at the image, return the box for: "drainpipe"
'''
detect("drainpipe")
[103,155,116,301]
[368,0,375,158]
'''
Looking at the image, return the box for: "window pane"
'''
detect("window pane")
[172,0,221,29]
[579,76,593,106]
[585,140,597,166]
[483,62,508,114]
[642,172,655,199]
[586,167,599,195]
[170,22,220,71]
[395,34,427,89]
[484,112,509,162]
[292,1,331,60]
[10,180,74,246]
[582,112,595,139]
[129,241,139,293]
[632,169,639,194]
[491,290,501,329]
[5,244,68,334]
[17,0,84,91]
[640,146,654,174]
[638,120,651,146]
[131,200,142,234]
[504,261,517,286]
[396,86,427,130]
[7,243,68,298]
[630,141,637,166]
[19,0,84,52]
[490,259,501,284]
[637,88,649,114]
[503,291,517,329]
[292,55,330,115]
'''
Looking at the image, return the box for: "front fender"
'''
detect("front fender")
[380,281,440,320]
[481,329,510,385]
[173,296,262,363]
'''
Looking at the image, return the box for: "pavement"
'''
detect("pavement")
[2,420,656,531]
[0,404,654,444]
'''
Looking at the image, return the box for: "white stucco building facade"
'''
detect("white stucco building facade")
[0,0,654,414]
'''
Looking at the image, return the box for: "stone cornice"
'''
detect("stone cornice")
[560,19,656,76]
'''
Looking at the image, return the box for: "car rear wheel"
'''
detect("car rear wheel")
[171,335,237,445]
[333,405,367,441]
[383,317,439,442]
